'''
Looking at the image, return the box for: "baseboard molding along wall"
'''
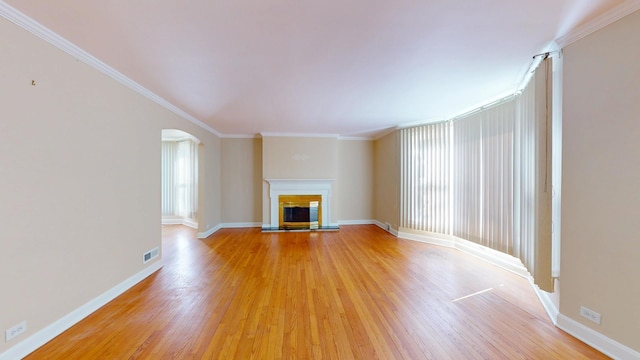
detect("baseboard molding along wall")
[373,220,399,236]
[0,261,163,360]
[557,314,640,360]
[162,217,197,229]
[220,222,263,229]
[197,224,222,239]
[337,219,376,226]
[198,222,262,238]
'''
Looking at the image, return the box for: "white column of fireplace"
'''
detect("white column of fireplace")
[265,179,333,229]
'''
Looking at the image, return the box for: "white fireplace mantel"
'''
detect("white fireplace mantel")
[265,179,334,228]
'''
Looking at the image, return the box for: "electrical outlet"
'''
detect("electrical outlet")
[5,321,26,342]
[580,306,601,325]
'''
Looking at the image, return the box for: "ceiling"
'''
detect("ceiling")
[3,0,630,137]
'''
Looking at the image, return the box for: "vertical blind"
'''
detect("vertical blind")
[400,58,553,291]
[452,98,515,253]
[161,139,198,221]
[400,122,451,234]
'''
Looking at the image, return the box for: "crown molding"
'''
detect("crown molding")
[555,0,640,48]
[220,133,262,139]
[259,132,339,138]
[0,1,222,138]
[338,135,374,141]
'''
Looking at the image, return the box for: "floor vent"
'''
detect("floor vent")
[143,247,159,264]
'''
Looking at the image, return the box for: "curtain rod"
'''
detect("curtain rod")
[516,51,559,93]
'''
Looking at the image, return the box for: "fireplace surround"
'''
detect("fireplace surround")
[265,179,334,230]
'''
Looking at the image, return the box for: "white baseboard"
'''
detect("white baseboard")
[337,219,376,225]
[162,217,197,229]
[532,284,559,325]
[219,222,263,229]
[557,314,640,359]
[398,231,456,248]
[373,220,399,236]
[197,222,262,238]
[197,224,221,239]
[0,261,163,360]
[453,238,530,278]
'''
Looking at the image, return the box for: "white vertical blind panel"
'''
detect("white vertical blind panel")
[399,123,451,233]
[162,139,198,221]
[161,141,178,217]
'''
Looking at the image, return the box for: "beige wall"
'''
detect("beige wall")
[337,139,374,222]
[0,17,221,354]
[262,136,339,179]
[373,131,400,230]
[561,10,640,351]
[262,136,339,225]
[221,138,262,223]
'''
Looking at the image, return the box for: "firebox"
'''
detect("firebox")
[279,195,322,229]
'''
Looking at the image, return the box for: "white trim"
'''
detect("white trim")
[0,2,221,138]
[220,134,261,139]
[265,179,334,228]
[260,132,339,138]
[373,220,399,236]
[337,219,377,225]
[0,261,163,360]
[557,314,640,360]
[219,222,263,228]
[532,284,559,326]
[398,230,456,248]
[197,222,262,238]
[197,224,221,239]
[453,237,530,277]
[555,0,640,47]
[161,217,197,229]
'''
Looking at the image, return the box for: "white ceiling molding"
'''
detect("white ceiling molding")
[220,134,262,139]
[337,136,374,141]
[260,133,339,138]
[555,0,640,47]
[0,1,221,138]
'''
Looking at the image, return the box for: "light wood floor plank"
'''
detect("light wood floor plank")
[25,225,606,359]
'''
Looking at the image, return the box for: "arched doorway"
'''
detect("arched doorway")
[161,129,200,228]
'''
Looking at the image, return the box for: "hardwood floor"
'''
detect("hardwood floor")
[26,225,606,359]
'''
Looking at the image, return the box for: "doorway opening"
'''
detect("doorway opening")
[161,129,199,228]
